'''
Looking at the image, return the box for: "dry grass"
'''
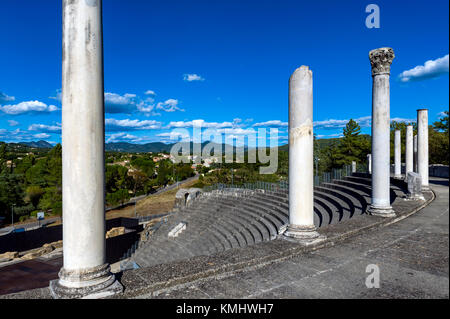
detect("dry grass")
[106,178,199,220]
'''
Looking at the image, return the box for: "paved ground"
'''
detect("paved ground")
[0,257,62,295]
[1,177,447,299]
[153,177,449,299]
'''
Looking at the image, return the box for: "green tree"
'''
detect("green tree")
[334,119,370,166]
[26,185,45,208]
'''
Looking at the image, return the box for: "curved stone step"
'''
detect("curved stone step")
[251,192,289,210]
[314,197,334,226]
[211,194,288,230]
[315,186,356,219]
[321,183,367,215]
[185,206,249,248]
[313,189,346,222]
[210,200,277,240]
[169,204,243,249]
[334,179,371,196]
[325,182,369,213]
[232,197,289,229]
[195,202,264,244]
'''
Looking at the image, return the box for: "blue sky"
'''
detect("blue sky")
[0,0,448,146]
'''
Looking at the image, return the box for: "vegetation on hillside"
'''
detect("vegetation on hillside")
[0,146,194,224]
[0,112,447,224]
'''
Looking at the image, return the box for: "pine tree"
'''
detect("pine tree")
[334,119,370,166]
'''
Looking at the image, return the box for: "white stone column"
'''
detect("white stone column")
[417,109,429,190]
[413,135,418,172]
[50,0,122,299]
[405,125,413,178]
[284,66,324,244]
[352,161,357,173]
[367,154,372,174]
[394,130,402,179]
[368,48,395,217]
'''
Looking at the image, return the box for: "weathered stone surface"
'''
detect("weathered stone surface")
[0,251,19,262]
[368,47,395,218]
[50,0,122,298]
[417,109,429,189]
[285,65,322,244]
[406,172,425,200]
[369,47,395,76]
[21,246,54,260]
[106,227,126,239]
[174,188,203,208]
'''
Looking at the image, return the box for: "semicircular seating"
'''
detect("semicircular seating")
[129,174,406,268]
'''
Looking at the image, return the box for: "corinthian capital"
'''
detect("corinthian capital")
[369,47,395,76]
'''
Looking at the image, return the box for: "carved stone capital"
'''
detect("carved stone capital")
[369,47,395,76]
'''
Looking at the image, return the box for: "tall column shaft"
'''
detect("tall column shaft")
[51,0,122,299]
[405,125,413,177]
[417,109,429,189]
[394,130,402,178]
[284,66,323,244]
[413,135,418,172]
[351,161,357,173]
[368,48,395,217]
[367,154,372,174]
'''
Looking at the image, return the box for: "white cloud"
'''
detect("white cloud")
[0,101,60,115]
[313,116,372,130]
[398,54,449,82]
[438,110,448,118]
[8,120,19,127]
[216,128,257,135]
[49,89,62,102]
[106,132,145,143]
[391,117,416,124]
[28,123,62,133]
[156,131,191,141]
[0,128,52,143]
[253,120,288,128]
[166,119,235,129]
[156,99,185,112]
[0,92,15,104]
[183,74,205,82]
[145,90,156,96]
[104,92,138,114]
[33,133,50,139]
[105,118,162,131]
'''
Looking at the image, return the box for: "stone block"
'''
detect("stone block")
[406,172,425,200]
[106,227,126,239]
[0,251,19,262]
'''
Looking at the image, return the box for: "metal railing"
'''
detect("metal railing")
[203,162,367,192]
[203,180,289,193]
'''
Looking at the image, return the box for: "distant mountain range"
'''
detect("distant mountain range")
[19,140,54,148]
[106,141,246,153]
[2,135,370,153]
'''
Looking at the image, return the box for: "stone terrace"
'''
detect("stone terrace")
[125,172,406,269]
[3,176,446,299]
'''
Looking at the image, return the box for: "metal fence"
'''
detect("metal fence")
[203,180,289,192]
[203,162,368,192]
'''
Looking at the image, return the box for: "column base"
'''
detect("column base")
[367,205,396,218]
[394,174,403,179]
[49,264,123,299]
[282,225,326,246]
[405,193,425,201]
[421,185,431,191]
